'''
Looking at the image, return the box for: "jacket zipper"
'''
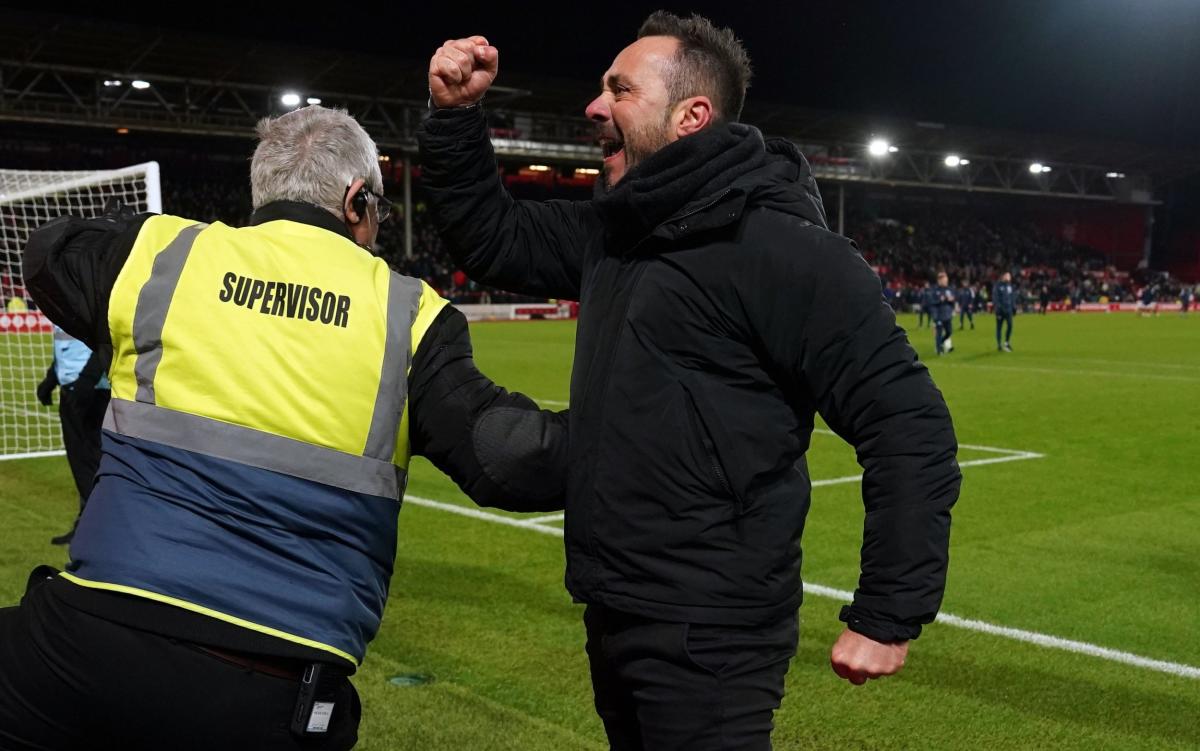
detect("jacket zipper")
[664,189,734,228]
[704,436,737,503]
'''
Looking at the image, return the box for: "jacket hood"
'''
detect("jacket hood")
[733,137,829,230]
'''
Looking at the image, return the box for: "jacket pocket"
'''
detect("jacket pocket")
[679,380,744,513]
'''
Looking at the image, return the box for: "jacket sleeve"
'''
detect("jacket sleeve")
[417,106,595,300]
[22,211,152,363]
[407,304,568,512]
[741,227,961,642]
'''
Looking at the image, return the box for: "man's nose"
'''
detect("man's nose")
[585,95,610,122]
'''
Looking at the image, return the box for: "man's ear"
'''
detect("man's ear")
[343,177,367,224]
[673,96,715,138]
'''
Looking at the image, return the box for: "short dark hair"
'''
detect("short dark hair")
[637,11,752,123]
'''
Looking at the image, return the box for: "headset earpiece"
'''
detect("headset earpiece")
[350,186,368,224]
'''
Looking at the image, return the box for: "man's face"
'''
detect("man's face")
[585,36,679,189]
[938,274,948,287]
[1002,273,1012,283]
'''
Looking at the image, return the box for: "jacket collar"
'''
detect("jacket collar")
[594,124,830,255]
[595,123,765,250]
[249,201,354,242]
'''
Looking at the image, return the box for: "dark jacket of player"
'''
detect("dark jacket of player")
[921,285,938,312]
[932,286,956,321]
[956,286,976,311]
[993,281,1018,315]
[419,107,961,642]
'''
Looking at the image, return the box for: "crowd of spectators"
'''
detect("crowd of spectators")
[852,215,1194,312]
[7,162,1195,311]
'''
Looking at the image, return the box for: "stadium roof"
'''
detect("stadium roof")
[3,11,1199,187]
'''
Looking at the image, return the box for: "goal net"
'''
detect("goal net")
[0,162,161,459]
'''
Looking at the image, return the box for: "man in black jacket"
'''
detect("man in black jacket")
[421,12,960,750]
[957,281,977,331]
[993,271,1018,351]
[933,271,956,354]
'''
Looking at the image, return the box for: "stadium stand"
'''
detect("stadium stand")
[6,145,1193,312]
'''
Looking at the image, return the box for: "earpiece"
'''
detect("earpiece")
[349,186,368,224]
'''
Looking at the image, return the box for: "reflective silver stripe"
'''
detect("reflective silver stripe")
[131,223,206,404]
[363,273,422,461]
[104,398,403,499]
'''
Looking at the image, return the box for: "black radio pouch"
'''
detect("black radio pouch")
[290,663,341,737]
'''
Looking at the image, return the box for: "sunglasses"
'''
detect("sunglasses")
[365,187,393,224]
[345,184,393,224]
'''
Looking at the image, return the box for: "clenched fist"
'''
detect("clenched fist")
[830,628,909,685]
[428,36,499,108]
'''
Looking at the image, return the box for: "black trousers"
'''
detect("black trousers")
[996,312,1014,345]
[584,604,798,751]
[934,319,954,353]
[58,385,109,508]
[0,570,360,750]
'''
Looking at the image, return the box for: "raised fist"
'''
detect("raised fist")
[429,36,498,108]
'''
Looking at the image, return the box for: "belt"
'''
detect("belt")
[189,643,307,681]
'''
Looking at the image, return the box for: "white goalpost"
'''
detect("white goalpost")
[0,162,162,460]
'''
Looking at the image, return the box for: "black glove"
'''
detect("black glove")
[36,365,57,406]
[74,351,106,395]
[101,197,141,223]
[66,372,102,412]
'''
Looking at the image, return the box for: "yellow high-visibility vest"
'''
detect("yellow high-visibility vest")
[62,213,447,665]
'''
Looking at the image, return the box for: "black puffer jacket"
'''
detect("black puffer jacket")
[419,107,961,641]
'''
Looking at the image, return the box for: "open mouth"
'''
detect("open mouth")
[599,138,625,161]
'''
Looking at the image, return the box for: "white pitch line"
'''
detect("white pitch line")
[811,474,865,487]
[802,583,1200,680]
[810,453,1042,487]
[957,454,1044,469]
[405,495,564,537]
[1041,356,1197,371]
[0,449,66,462]
[941,363,1200,384]
[536,399,569,407]
[406,495,1200,680]
[932,613,1200,680]
[958,443,1044,457]
[812,429,1045,481]
[523,513,566,524]
[522,421,1043,489]
[816,427,1041,455]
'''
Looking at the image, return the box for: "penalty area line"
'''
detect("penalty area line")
[406,495,1199,680]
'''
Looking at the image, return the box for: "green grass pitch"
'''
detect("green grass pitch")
[1,311,1197,749]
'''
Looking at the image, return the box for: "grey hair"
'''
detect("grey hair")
[250,105,383,215]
